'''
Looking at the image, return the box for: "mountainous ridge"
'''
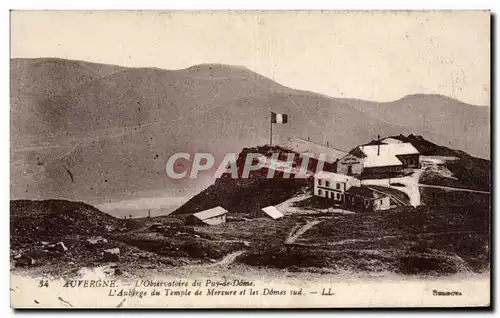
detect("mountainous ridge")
[10,57,490,205]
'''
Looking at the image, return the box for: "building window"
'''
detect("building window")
[318,189,323,196]
[336,183,340,190]
[326,181,330,187]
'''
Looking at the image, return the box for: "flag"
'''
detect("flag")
[271,112,288,124]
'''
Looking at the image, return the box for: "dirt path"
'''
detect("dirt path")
[418,184,490,194]
[207,250,246,267]
[453,253,474,273]
[285,220,323,244]
[275,194,314,215]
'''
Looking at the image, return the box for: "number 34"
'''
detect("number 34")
[38,280,49,288]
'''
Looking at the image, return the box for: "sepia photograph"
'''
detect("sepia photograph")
[9,10,491,308]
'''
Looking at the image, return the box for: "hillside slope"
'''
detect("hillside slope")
[11,58,490,203]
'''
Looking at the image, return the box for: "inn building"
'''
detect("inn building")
[313,171,391,212]
[336,141,420,178]
[314,171,361,203]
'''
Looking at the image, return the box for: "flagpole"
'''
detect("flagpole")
[270,113,273,146]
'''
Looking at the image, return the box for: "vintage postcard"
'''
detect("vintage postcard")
[10,10,491,308]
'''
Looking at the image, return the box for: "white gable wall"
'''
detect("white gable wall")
[203,214,226,225]
[336,154,364,176]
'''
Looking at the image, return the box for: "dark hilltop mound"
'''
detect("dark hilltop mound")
[10,199,148,274]
[171,145,316,216]
[10,199,135,247]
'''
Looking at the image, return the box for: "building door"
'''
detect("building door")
[347,165,353,175]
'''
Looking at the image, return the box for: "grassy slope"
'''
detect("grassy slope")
[10,199,264,271]
[238,188,490,275]
[10,182,490,276]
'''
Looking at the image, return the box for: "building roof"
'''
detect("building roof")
[388,143,420,155]
[381,137,404,144]
[346,186,387,199]
[358,145,403,167]
[314,171,359,183]
[192,206,228,220]
[348,147,366,158]
[281,137,347,164]
[357,143,419,168]
[261,206,284,219]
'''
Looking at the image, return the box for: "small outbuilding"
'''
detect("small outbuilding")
[344,186,391,212]
[186,206,228,226]
[260,206,284,220]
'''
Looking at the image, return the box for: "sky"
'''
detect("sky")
[10,10,490,106]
